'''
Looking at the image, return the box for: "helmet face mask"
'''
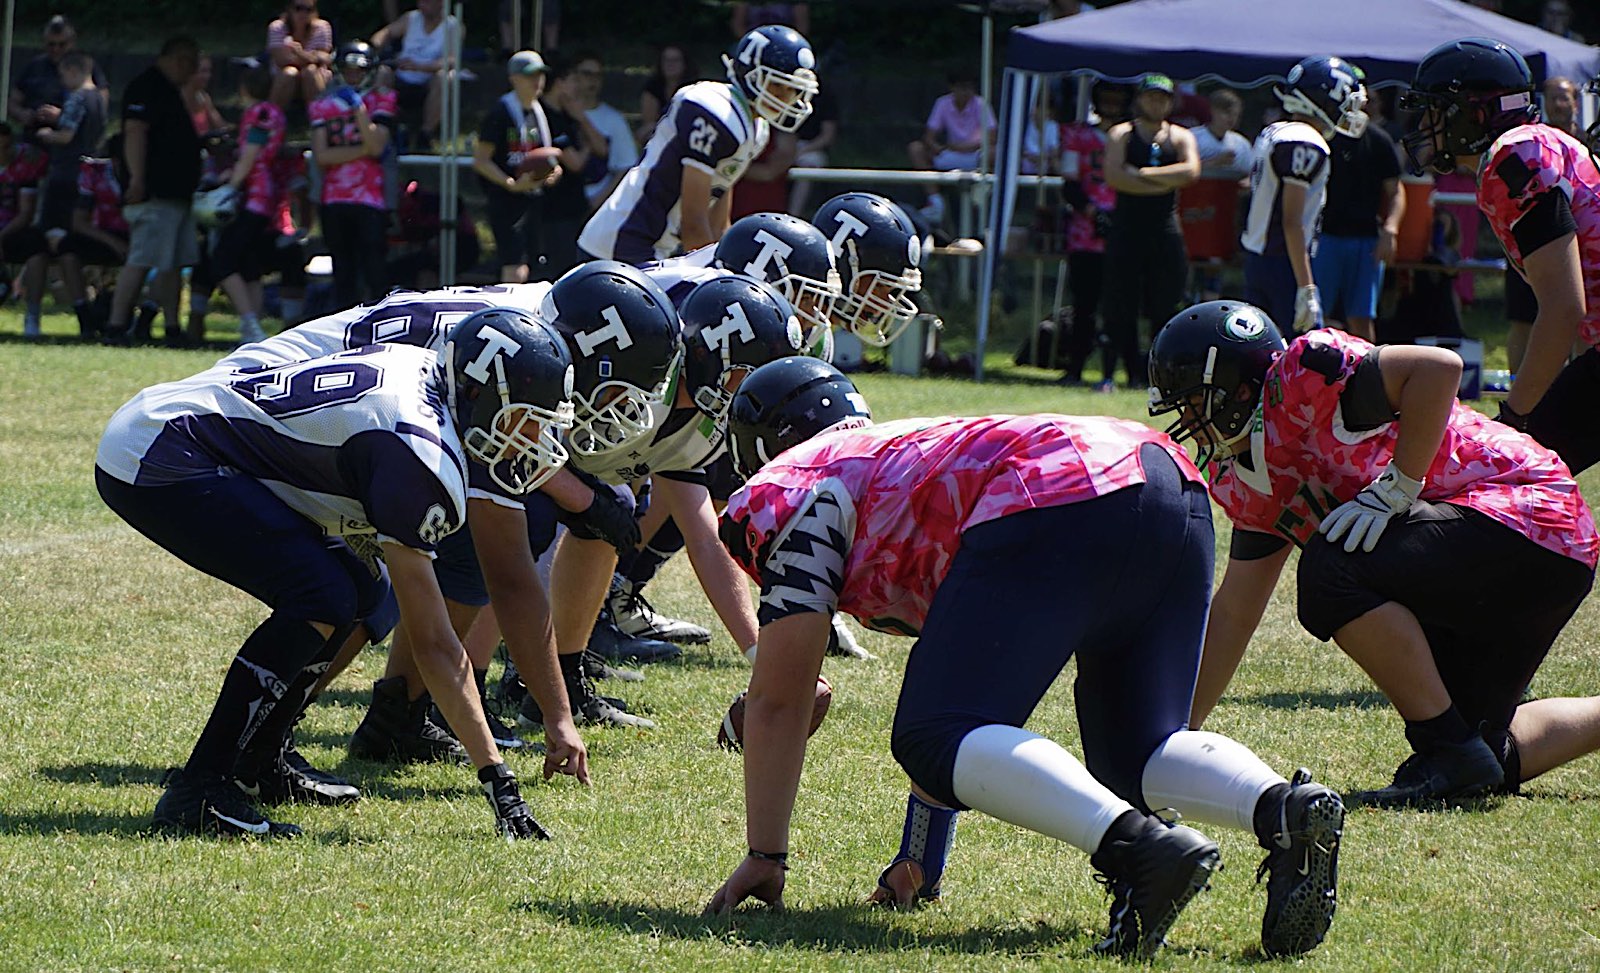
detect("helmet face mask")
[813,192,924,347]
[837,260,922,346]
[567,346,682,457]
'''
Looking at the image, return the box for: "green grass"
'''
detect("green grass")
[4,303,1600,972]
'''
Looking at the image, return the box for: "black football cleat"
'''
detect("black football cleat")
[584,649,646,683]
[1256,769,1344,957]
[154,768,301,838]
[1347,737,1505,808]
[349,676,467,764]
[1091,815,1220,959]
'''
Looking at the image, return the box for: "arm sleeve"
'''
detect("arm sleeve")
[755,486,854,625]
[1510,189,1578,259]
[1270,138,1327,186]
[1230,528,1289,561]
[1338,347,1397,432]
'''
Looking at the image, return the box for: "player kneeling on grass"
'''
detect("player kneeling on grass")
[705,358,1345,960]
[1149,301,1600,806]
[96,315,584,839]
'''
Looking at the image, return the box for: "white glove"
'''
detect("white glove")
[1293,284,1322,333]
[1320,462,1423,553]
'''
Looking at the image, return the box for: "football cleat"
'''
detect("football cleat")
[588,607,683,664]
[1090,815,1221,959]
[1256,769,1344,957]
[607,575,712,645]
[827,613,874,660]
[237,745,361,806]
[1346,737,1505,808]
[348,676,468,764]
[154,768,301,838]
[567,654,656,729]
[585,649,646,683]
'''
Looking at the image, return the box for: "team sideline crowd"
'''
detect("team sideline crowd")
[82,22,1600,961]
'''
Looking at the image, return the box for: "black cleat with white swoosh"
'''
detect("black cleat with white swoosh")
[1256,768,1344,957]
[153,768,301,838]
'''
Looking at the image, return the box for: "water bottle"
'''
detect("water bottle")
[1148,141,1161,166]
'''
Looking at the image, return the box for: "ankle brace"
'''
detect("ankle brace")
[881,791,959,900]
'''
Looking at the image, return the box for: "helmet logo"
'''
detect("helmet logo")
[797,47,815,70]
[703,301,757,351]
[563,364,575,398]
[742,228,794,281]
[575,304,635,356]
[463,326,522,384]
[739,30,770,66]
[906,234,922,268]
[785,315,804,350]
[1223,309,1267,340]
[1287,63,1303,84]
[598,358,614,379]
[825,209,870,255]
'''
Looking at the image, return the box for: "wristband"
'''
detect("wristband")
[1496,401,1531,432]
[747,848,789,869]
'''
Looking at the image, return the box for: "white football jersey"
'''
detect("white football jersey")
[639,245,722,308]
[1241,120,1330,257]
[98,345,467,554]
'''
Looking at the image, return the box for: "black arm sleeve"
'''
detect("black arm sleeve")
[1230,529,1289,561]
[1511,189,1578,261]
[1339,347,1397,432]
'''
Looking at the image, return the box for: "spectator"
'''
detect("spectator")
[104,37,203,347]
[212,61,285,346]
[472,51,561,283]
[1100,73,1199,386]
[1054,80,1127,384]
[0,122,50,336]
[183,54,228,136]
[8,15,109,132]
[1539,1,1585,42]
[731,2,810,36]
[730,131,797,220]
[538,58,606,278]
[1020,92,1059,176]
[372,0,458,146]
[60,138,131,339]
[907,68,996,226]
[787,85,836,215]
[636,44,694,146]
[1312,113,1404,343]
[31,52,105,255]
[570,50,637,211]
[267,0,335,109]
[310,42,394,310]
[1190,88,1253,182]
[1505,76,1584,372]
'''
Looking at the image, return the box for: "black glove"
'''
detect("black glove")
[478,763,552,840]
[1495,401,1532,432]
[560,483,641,554]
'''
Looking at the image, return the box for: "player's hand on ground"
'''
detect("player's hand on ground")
[1320,461,1422,553]
[542,716,591,785]
[705,855,787,916]
[867,858,926,910]
[478,763,553,840]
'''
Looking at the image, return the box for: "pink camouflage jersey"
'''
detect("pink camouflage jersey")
[271,145,308,236]
[1210,329,1597,568]
[721,414,1202,637]
[309,86,396,209]
[1476,124,1600,348]
[76,158,128,235]
[239,100,287,218]
[0,143,47,225]
[1059,121,1114,253]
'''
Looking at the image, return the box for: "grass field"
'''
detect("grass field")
[4,305,1600,973]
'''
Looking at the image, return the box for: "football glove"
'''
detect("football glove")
[1320,461,1422,553]
[478,763,551,840]
[1292,284,1322,334]
[557,470,641,555]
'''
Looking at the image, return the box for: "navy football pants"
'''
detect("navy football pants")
[892,444,1213,810]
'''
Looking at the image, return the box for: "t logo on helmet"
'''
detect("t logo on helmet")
[826,210,870,255]
[463,326,522,384]
[575,305,635,356]
[702,301,757,354]
[742,229,794,281]
[738,30,770,66]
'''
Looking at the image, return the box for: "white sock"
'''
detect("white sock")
[1141,730,1286,832]
[951,724,1135,855]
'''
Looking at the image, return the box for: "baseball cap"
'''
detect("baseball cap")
[1138,73,1175,95]
[509,50,547,76]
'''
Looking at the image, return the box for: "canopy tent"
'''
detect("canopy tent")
[974,0,1600,379]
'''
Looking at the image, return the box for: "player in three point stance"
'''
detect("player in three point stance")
[1149,300,1600,807]
[705,358,1344,960]
[1402,38,1600,471]
[96,315,582,838]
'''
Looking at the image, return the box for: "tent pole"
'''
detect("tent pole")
[1,0,14,127]
[438,2,463,286]
[533,0,544,54]
[976,68,1025,382]
[980,6,993,176]
[511,0,520,52]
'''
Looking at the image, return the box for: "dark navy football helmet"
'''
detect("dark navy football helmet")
[727,357,872,480]
[445,308,576,494]
[1277,55,1369,139]
[812,192,923,347]
[725,25,819,132]
[713,212,841,350]
[1147,301,1287,469]
[1401,38,1537,175]
[540,261,683,457]
[678,276,812,423]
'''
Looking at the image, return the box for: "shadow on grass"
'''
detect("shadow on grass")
[38,761,169,787]
[0,808,156,837]
[38,759,478,804]
[1230,689,1388,711]
[519,897,1096,955]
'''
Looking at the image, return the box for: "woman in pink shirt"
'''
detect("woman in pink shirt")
[267,0,335,108]
[906,69,996,224]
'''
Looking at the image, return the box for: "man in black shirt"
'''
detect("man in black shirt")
[471,50,560,283]
[1311,125,1404,342]
[104,36,203,347]
[7,15,110,133]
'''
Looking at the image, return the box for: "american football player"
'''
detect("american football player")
[577,25,818,265]
[706,358,1345,961]
[812,192,924,347]
[97,315,580,839]
[1403,38,1600,473]
[1149,300,1600,806]
[1242,56,1369,336]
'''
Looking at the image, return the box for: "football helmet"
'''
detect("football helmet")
[445,308,577,494]
[713,212,842,351]
[679,276,811,423]
[192,184,240,229]
[1400,38,1536,176]
[727,357,872,480]
[1277,56,1369,139]
[337,40,374,75]
[812,192,923,347]
[1147,300,1286,468]
[725,25,819,132]
[540,261,683,457]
